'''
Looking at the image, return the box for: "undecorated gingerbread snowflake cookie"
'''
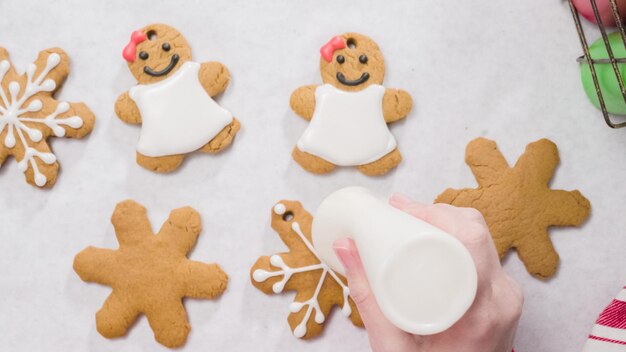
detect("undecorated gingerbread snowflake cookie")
[250,200,363,338]
[436,138,591,279]
[74,200,228,348]
[0,47,95,187]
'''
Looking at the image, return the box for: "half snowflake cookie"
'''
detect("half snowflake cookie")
[0,47,95,187]
[250,200,363,339]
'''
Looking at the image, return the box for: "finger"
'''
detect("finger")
[333,238,417,351]
[456,206,488,225]
[396,203,465,237]
[389,194,430,223]
[389,192,424,210]
[392,192,483,230]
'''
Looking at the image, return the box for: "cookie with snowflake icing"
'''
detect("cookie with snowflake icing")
[73,200,228,348]
[0,47,95,187]
[115,23,240,173]
[250,200,363,339]
[436,138,591,279]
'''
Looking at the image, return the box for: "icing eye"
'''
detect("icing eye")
[336,55,345,64]
[282,211,294,222]
[139,51,149,60]
[359,54,368,64]
[161,42,171,51]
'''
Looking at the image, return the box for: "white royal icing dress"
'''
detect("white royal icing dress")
[129,61,233,157]
[296,84,396,166]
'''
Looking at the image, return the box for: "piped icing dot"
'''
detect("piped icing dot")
[252,269,270,282]
[41,79,56,92]
[25,99,42,112]
[34,174,46,187]
[273,203,286,215]
[272,281,285,294]
[314,309,325,323]
[293,323,307,338]
[47,53,60,67]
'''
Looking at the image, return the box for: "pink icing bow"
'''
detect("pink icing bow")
[320,36,346,62]
[122,30,147,62]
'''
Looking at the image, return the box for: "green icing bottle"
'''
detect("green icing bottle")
[581,32,626,115]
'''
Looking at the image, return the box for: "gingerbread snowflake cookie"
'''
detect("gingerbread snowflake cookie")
[290,33,412,176]
[0,47,95,187]
[115,23,240,173]
[436,138,591,279]
[250,201,363,338]
[74,200,228,348]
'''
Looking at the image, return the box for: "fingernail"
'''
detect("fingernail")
[333,238,356,270]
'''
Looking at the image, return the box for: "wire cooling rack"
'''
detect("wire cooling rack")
[569,0,626,128]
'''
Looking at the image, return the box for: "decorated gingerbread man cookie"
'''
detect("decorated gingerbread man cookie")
[0,47,95,187]
[290,33,413,176]
[250,200,363,338]
[115,24,240,173]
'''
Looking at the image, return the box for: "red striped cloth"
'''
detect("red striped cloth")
[583,286,626,351]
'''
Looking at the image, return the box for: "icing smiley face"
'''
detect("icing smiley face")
[123,24,192,84]
[319,33,385,92]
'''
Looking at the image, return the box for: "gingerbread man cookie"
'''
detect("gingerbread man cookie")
[436,138,591,279]
[0,47,95,187]
[115,24,240,173]
[290,33,413,176]
[74,200,228,348]
[250,201,363,338]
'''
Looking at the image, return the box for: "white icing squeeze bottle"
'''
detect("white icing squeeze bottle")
[312,187,478,335]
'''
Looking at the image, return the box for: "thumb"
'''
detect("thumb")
[333,238,416,351]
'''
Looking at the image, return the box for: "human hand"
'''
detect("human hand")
[333,193,523,352]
